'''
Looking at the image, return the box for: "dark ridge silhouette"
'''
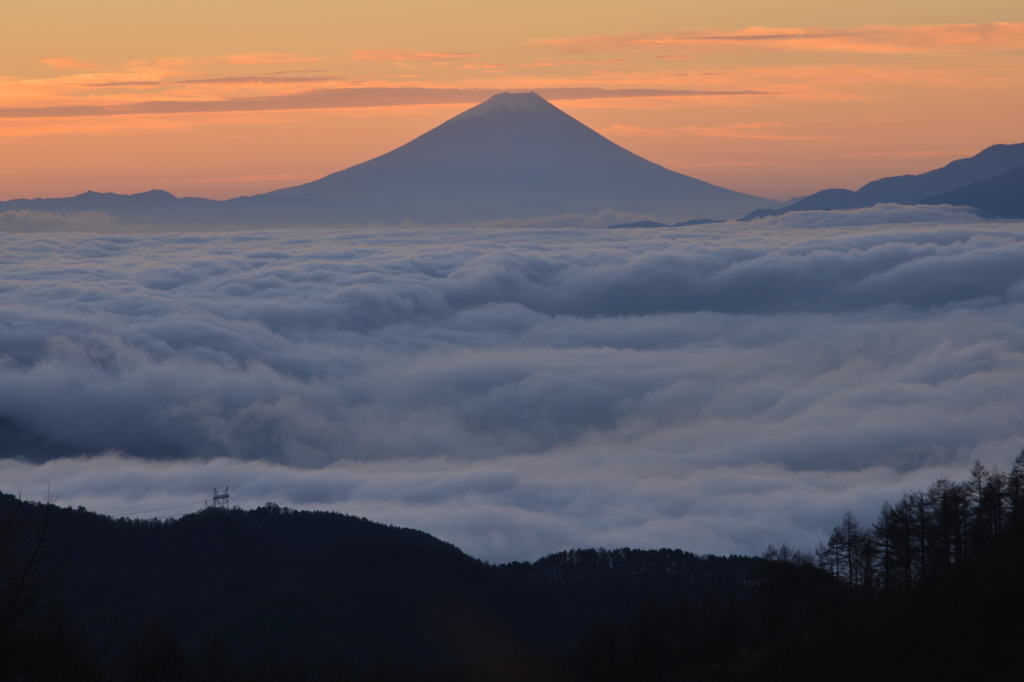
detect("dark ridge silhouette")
[741,142,1024,220]
[920,164,1024,218]
[673,218,724,227]
[0,493,753,674]
[606,218,724,229]
[607,220,670,228]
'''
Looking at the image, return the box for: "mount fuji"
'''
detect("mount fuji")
[1,92,776,227]
[266,91,774,222]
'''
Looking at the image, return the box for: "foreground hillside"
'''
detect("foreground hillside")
[4,452,1024,681]
[0,494,752,678]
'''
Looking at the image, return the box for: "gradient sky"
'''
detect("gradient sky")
[3,1,1023,201]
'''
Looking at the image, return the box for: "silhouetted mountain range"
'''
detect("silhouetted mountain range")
[8,97,1018,228]
[0,93,775,228]
[920,163,1024,218]
[0,190,352,229]
[742,142,1024,220]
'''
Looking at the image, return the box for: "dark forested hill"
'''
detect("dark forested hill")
[563,454,1024,682]
[7,452,1024,681]
[53,503,489,666]
[0,495,753,678]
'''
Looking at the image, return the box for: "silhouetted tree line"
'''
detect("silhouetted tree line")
[560,451,1024,682]
[814,456,1024,592]
[503,548,747,588]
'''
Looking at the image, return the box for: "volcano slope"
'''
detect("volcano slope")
[266,91,774,223]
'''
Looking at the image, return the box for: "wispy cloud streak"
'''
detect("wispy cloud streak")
[0,86,781,119]
[537,23,1024,55]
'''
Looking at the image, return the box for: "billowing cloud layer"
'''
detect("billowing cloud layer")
[3,205,1024,561]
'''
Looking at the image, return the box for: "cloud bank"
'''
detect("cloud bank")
[2,206,1023,561]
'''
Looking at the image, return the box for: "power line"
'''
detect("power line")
[115,501,205,517]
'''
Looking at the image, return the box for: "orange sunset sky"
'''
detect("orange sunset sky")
[3,0,1023,202]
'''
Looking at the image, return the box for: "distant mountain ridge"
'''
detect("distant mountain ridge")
[0,188,420,229]
[920,164,1024,218]
[606,218,724,228]
[0,93,776,228]
[742,142,1024,220]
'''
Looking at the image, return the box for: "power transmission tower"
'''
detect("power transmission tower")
[207,487,232,509]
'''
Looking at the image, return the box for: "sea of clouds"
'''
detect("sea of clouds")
[2,204,1024,562]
